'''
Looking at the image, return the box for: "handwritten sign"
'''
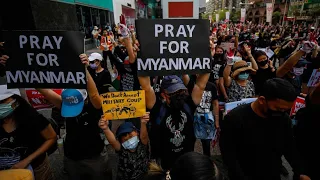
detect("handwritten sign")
[26,89,62,109]
[307,69,320,87]
[290,97,305,117]
[101,90,146,120]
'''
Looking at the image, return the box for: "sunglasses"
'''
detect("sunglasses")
[89,61,96,64]
[240,70,251,74]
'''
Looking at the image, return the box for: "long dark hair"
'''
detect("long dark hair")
[144,152,222,180]
[11,94,43,127]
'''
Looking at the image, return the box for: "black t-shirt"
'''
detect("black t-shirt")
[0,113,49,170]
[196,82,218,113]
[149,82,196,170]
[117,142,149,180]
[251,67,276,95]
[114,59,140,91]
[218,64,225,78]
[209,60,225,83]
[64,104,104,160]
[295,96,320,179]
[89,68,112,94]
[220,104,301,180]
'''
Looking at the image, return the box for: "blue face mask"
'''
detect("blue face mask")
[89,63,98,69]
[0,99,16,119]
[238,73,249,80]
[122,136,139,150]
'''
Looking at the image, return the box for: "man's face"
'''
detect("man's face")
[258,97,294,116]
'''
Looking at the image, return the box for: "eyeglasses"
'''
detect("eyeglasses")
[240,70,251,74]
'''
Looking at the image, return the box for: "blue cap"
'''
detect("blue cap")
[61,89,87,117]
[160,75,187,94]
[116,122,137,138]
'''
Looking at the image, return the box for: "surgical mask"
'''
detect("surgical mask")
[122,136,139,150]
[258,60,268,66]
[238,73,249,80]
[90,63,98,69]
[0,100,16,119]
[293,67,304,76]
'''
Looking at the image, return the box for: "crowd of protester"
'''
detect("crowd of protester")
[0,21,319,180]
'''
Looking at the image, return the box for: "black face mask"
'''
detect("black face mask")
[258,60,268,66]
[214,54,223,61]
[169,93,187,110]
[266,109,286,118]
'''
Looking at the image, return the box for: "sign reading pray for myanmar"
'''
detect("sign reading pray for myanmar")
[135,19,212,76]
[4,31,85,89]
[101,90,146,120]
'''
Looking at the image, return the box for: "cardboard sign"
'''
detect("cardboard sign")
[220,42,234,51]
[101,90,146,120]
[307,69,320,87]
[4,31,86,89]
[26,89,62,109]
[290,97,305,117]
[136,19,212,76]
[225,98,257,115]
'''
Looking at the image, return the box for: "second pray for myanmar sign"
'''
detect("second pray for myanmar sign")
[101,90,146,120]
[3,31,86,89]
[135,19,212,76]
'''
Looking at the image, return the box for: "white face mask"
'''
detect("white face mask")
[293,67,304,76]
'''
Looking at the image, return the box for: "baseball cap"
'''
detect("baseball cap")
[94,26,98,30]
[0,85,21,101]
[116,122,138,138]
[61,89,87,117]
[88,53,103,62]
[161,75,187,94]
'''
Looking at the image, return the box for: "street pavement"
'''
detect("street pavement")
[47,47,293,180]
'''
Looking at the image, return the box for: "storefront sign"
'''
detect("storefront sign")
[4,31,86,89]
[136,19,211,76]
[296,16,312,20]
[101,90,146,120]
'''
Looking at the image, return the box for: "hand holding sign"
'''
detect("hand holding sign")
[140,112,150,124]
[79,54,89,68]
[0,55,8,66]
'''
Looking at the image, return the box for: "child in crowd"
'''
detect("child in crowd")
[99,113,150,180]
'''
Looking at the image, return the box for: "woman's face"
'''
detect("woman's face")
[216,48,224,54]
[256,55,268,63]
[235,52,242,58]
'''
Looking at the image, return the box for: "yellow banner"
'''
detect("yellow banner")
[100,90,146,120]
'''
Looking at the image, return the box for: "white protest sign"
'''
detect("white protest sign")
[307,69,320,87]
[220,42,234,51]
[225,98,257,115]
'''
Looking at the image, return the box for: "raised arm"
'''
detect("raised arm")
[99,116,121,151]
[192,73,210,105]
[223,62,232,88]
[120,24,136,63]
[140,112,150,145]
[243,44,258,70]
[310,82,320,104]
[36,89,62,109]
[277,42,315,78]
[80,54,101,109]
[139,76,156,110]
